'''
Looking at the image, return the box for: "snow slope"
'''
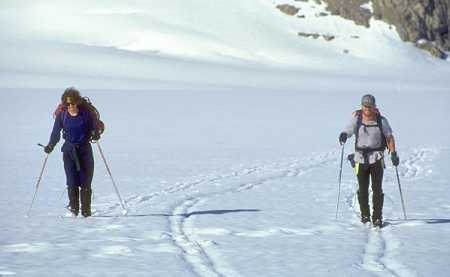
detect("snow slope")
[1,0,449,89]
[1,87,450,276]
[1,1,450,276]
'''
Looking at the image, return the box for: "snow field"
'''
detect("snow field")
[1,82,449,277]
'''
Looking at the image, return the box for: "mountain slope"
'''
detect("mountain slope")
[0,0,448,89]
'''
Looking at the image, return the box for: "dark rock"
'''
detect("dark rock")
[318,12,329,16]
[320,0,449,58]
[372,0,449,54]
[321,0,372,27]
[297,15,307,18]
[416,39,448,58]
[277,4,300,16]
[298,32,336,41]
[298,32,320,39]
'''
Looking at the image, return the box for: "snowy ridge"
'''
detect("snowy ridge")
[1,0,449,89]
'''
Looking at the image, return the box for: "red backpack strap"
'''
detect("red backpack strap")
[53,103,66,119]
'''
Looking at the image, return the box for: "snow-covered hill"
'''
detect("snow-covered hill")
[1,0,449,89]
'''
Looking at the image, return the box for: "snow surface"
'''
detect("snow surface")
[2,87,450,276]
[1,0,450,276]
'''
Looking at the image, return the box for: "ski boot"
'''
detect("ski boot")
[373,218,383,228]
[67,186,80,216]
[372,193,384,228]
[80,187,92,217]
[358,190,370,224]
[361,215,371,224]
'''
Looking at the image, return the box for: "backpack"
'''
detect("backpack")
[54,97,105,136]
[353,109,386,152]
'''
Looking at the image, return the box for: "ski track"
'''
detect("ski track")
[170,198,226,277]
[96,150,339,216]
[396,148,437,180]
[165,150,338,277]
[94,166,263,216]
[92,147,436,277]
[86,148,339,276]
[351,148,437,277]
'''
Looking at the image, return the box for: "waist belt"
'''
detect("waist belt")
[63,142,87,171]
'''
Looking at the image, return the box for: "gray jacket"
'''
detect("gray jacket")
[343,115,393,164]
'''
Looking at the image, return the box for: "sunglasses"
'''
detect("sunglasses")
[363,105,374,109]
[65,102,78,106]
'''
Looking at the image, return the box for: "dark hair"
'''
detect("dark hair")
[61,87,82,104]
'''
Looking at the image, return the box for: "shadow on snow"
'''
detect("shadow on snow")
[93,209,261,218]
[384,218,450,226]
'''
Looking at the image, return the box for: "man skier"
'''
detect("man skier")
[339,94,400,227]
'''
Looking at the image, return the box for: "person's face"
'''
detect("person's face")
[66,97,79,112]
[362,105,375,117]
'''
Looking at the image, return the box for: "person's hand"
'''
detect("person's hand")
[391,151,400,166]
[347,153,355,168]
[339,132,347,145]
[44,144,54,154]
[91,130,100,141]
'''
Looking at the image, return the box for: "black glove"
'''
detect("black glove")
[91,130,100,141]
[347,153,355,168]
[339,132,348,145]
[44,144,54,154]
[391,151,400,166]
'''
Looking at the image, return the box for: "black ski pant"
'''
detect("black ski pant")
[63,143,94,216]
[63,143,94,188]
[356,159,384,220]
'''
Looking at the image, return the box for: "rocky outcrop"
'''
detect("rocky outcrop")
[276,4,300,16]
[372,0,449,56]
[298,32,321,39]
[321,0,449,58]
[278,0,449,58]
[416,39,448,59]
[322,0,372,27]
[298,32,336,41]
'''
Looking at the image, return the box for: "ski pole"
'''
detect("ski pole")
[395,166,407,220]
[335,144,345,220]
[27,144,49,217]
[95,141,127,214]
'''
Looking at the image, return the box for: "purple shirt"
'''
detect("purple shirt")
[49,107,95,147]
